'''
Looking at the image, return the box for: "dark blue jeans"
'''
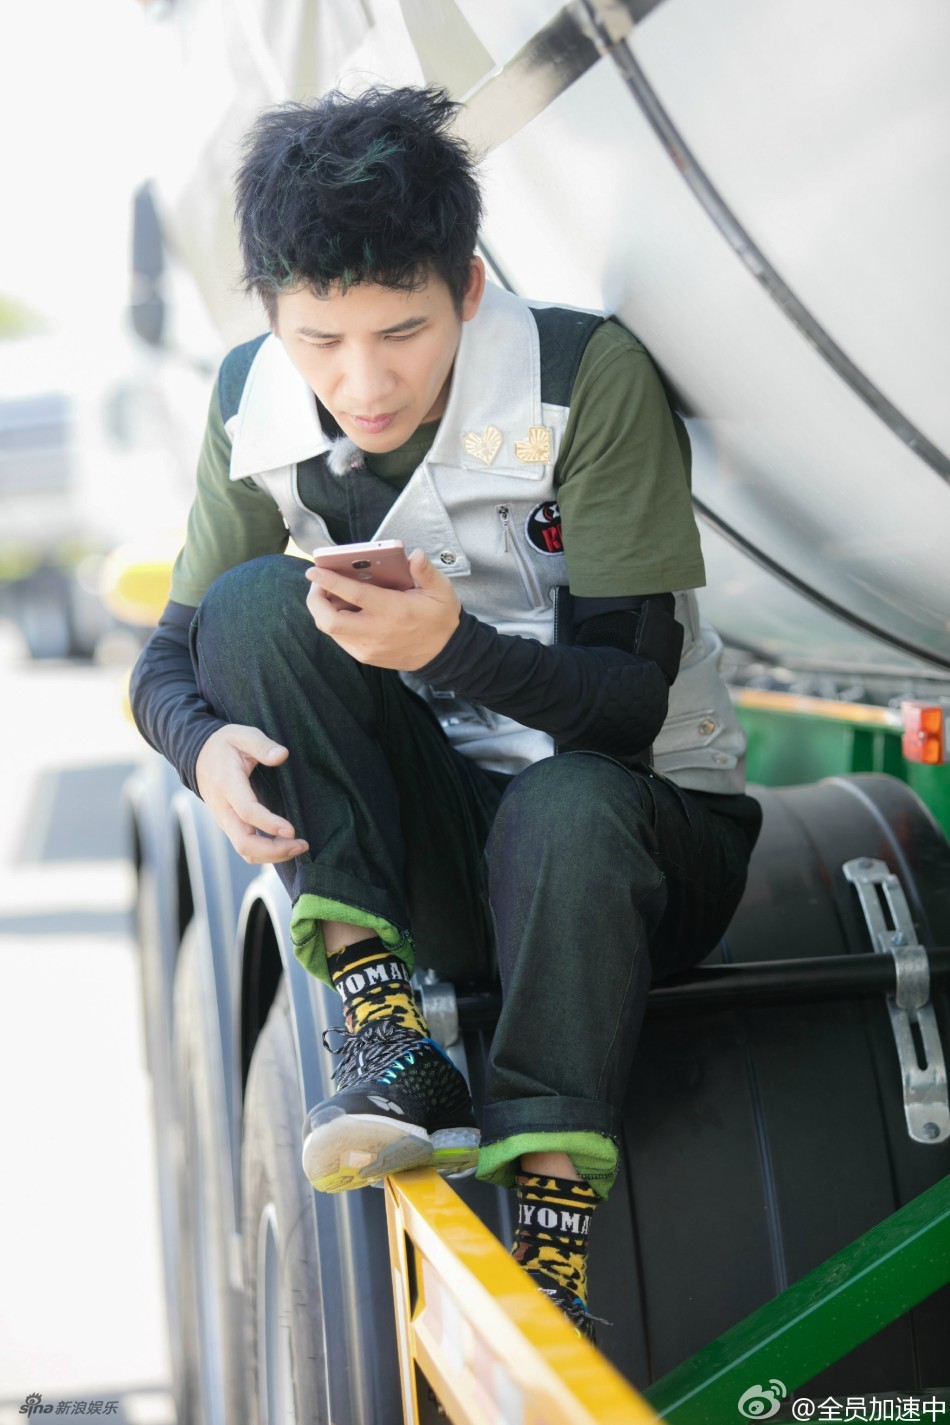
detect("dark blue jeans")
[192,555,762,1193]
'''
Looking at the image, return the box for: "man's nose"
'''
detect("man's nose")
[341,350,396,410]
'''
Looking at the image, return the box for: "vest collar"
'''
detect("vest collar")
[228,280,544,482]
[229,334,331,481]
[428,281,547,479]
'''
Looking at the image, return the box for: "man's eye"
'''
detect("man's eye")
[387,330,420,342]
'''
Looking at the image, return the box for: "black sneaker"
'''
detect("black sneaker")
[301,1019,480,1193]
[527,1271,598,1344]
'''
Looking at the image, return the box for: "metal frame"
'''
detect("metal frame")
[644,1175,950,1423]
[384,1168,659,1424]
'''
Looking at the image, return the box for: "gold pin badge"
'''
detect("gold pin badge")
[514,426,552,463]
[463,426,503,465]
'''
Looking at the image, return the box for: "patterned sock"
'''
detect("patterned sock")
[511,1174,600,1304]
[327,936,429,1036]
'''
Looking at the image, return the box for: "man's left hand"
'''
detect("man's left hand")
[305,547,461,670]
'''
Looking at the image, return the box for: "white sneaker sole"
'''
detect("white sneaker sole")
[302,1113,479,1193]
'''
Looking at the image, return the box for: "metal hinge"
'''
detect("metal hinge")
[843,858,950,1144]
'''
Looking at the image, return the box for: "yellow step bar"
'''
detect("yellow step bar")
[384,1168,660,1424]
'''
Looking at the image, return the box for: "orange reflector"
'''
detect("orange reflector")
[901,701,946,765]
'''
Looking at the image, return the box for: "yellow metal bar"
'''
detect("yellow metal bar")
[732,686,900,727]
[386,1173,425,1425]
[384,1168,659,1425]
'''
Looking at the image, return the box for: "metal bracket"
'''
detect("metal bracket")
[843,858,950,1144]
[570,0,635,52]
[416,970,475,1086]
[416,969,461,1049]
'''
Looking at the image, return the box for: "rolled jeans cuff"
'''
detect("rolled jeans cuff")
[290,873,413,985]
[477,1096,620,1198]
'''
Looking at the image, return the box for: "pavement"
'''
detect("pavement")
[0,621,175,1424]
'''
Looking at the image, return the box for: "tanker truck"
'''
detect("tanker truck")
[125,2,950,1420]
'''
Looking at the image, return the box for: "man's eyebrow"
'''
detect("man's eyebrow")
[295,315,428,339]
[379,316,428,335]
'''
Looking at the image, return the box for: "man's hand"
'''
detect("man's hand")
[305,547,461,670]
[194,724,309,865]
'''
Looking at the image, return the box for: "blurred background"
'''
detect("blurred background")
[0,3,183,1419]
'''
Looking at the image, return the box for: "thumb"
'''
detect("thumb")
[409,547,440,587]
[230,726,288,766]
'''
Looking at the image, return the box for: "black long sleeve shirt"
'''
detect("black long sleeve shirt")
[129,592,680,794]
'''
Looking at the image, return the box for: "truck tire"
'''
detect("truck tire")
[173,921,248,1425]
[138,854,190,1425]
[242,979,329,1425]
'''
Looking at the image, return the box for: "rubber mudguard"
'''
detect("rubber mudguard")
[455,774,950,1396]
[595,774,950,1392]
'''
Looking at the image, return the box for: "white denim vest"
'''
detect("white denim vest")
[226,282,746,790]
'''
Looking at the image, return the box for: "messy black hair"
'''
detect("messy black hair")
[235,85,482,320]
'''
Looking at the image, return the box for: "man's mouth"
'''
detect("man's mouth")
[349,412,398,435]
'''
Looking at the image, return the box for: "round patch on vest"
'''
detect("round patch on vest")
[525,501,563,556]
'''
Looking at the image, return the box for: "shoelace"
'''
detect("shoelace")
[528,1273,609,1341]
[538,1284,591,1333]
[321,1019,427,1091]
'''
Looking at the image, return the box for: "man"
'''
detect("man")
[131,85,761,1338]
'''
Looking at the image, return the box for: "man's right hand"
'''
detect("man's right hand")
[195,724,309,865]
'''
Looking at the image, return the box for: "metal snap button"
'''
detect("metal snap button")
[713,752,729,764]
[698,719,716,737]
[439,550,457,565]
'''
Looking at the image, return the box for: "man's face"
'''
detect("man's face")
[274,259,485,454]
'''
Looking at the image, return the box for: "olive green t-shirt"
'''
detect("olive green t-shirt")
[169,319,705,606]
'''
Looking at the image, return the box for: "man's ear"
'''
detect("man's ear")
[461,256,486,322]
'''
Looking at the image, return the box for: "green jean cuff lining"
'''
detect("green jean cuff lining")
[476,1131,618,1200]
[290,893,414,986]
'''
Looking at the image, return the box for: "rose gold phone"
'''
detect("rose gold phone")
[311,539,414,609]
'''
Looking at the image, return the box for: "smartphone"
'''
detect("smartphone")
[311,539,414,609]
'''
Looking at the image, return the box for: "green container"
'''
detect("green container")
[735,697,950,842]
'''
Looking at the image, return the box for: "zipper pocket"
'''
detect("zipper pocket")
[553,584,575,646]
[497,504,544,607]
